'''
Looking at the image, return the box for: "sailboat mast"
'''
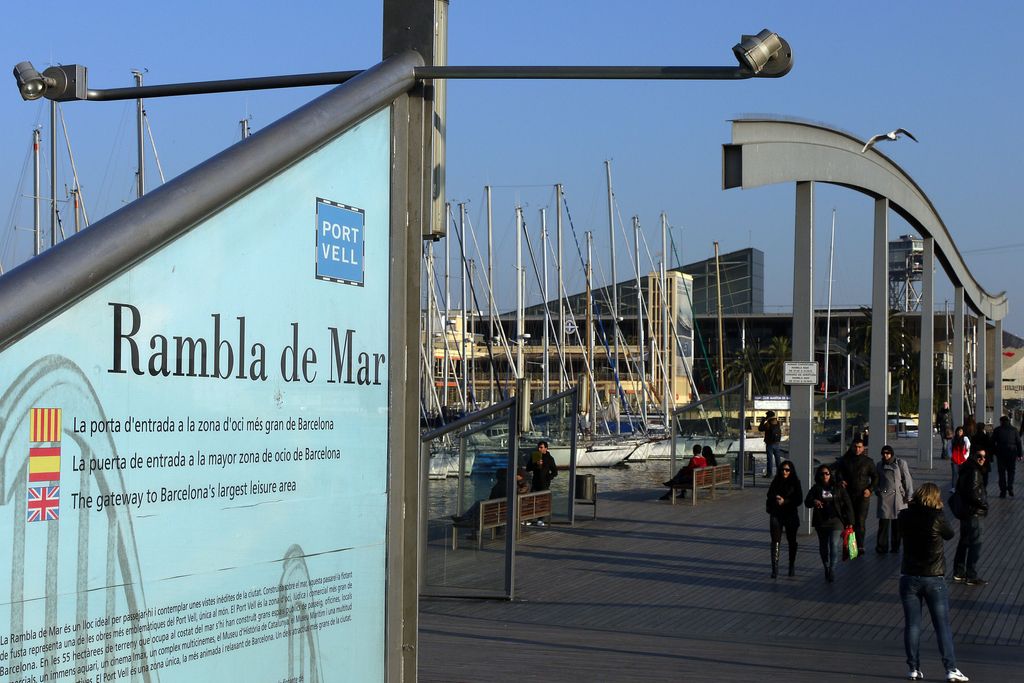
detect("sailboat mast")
[541,208,550,399]
[32,128,40,256]
[133,70,145,198]
[824,208,836,402]
[425,241,435,414]
[661,213,670,429]
[634,215,646,426]
[50,101,57,248]
[516,206,525,380]
[459,202,468,411]
[714,241,725,391]
[486,185,495,404]
[605,160,619,434]
[442,203,451,408]
[586,231,596,430]
[556,184,565,393]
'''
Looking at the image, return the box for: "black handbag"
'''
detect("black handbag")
[947,491,965,519]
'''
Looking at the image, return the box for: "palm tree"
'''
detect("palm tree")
[763,336,791,393]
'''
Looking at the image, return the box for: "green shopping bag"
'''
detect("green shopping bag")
[841,525,859,561]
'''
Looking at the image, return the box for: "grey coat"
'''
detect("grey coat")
[875,456,913,519]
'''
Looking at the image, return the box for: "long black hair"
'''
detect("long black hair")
[814,463,835,487]
[771,458,800,488]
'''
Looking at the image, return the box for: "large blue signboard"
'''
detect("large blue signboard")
[0,109,391,681]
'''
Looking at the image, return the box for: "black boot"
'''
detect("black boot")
[771,543,780,579]
[826,566,835,583]
[788,544,797,577]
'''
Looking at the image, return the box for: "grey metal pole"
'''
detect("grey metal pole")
[442,203,451,407]
[240,118,250,140]
[953,287,965,428]
[556,184,565,394]
[792,181,814,533]
[634,216,646,426]
[459,202,468,411]
[468,257,476,410]
[541,207,550,399]
[516,206,524,380]
[994,319,1003,418]
[425,241,435,414]
[49,100,56,248]
[72,188,80,234]
[976,314,987,424]
[918,237,935,468]
[32,128,40,256]
[869,198,889,452]
[714,241,725,391]
[134,70,145,198]
[605,160,619,435]
[486,185,494,404]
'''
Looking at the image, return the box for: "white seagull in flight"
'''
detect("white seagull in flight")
[861,128,918,153]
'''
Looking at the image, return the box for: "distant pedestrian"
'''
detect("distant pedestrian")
[951,450,988,586]
[874,444,913,554]
[949,427,970,492]
[759,410,783,477]
[766,459,802,578]
[992,415,1021,498]
[936,402,952,458]
[701,445,718,467]
[897,482,968,683]
[837,438,878,555]
[805,464,854,583]
[660,444,706,500]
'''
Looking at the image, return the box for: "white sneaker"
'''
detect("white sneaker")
[946,668,969,682]
[907,670,923,680]
[535,520,546,527]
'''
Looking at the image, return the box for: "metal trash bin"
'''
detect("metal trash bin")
[574,473,597,520]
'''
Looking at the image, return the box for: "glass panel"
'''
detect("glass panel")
[524,387,578,524]
[814,383,870,468]
[421,402,516,598]
[668,384,744,484]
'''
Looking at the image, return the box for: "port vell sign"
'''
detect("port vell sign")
[0,111,392,681]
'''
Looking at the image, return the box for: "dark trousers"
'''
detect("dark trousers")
[769,514,798,549]
[876,517,901,553]
[996,453,1017,494]
[953,516,983,580]
[849,494,870,554]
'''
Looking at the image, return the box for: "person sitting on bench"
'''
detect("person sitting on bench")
[660,445,707,500]
[452,468,529,526]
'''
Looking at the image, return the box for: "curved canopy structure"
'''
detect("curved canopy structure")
[723,117,1007,321]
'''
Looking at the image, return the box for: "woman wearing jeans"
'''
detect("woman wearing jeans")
[804,464,853,582]
[897,482,968,682]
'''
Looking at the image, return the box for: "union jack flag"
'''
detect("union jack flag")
[27,486,59,522]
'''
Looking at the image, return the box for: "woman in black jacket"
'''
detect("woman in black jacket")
[897,482,966,682]
[804,463,854,582]
[766,459,802,578]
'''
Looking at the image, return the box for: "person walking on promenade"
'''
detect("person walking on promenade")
[897,482,968,682]
[766,459,802,578]
[992,415,1021,498]
[952,450,988,587]
[937,402,952,459]
[875,444,913,554]
[805,464,854,583]
[759,410,783,477]
[949,427,970,492]
[837,438,878,556]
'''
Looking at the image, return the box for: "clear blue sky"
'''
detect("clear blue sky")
[2,2,1022,332]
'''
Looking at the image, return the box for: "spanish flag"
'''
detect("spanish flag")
[29,446,60,482]
[30,408,61,443]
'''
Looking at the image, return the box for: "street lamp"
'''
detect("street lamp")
[12,29,792,102]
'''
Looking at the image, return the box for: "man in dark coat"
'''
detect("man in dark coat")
[936,402,952,458]
[992,415,1022,498]
[837,438,878,556]
[526,441,558,492]
[952,451,989,586]
[758,410,783,477]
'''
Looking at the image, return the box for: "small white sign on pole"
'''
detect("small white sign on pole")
[784,361,819,386]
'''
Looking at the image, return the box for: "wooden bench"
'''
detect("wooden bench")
[452,490,553,550]
[668,464,733,506]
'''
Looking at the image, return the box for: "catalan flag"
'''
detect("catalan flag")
[30,408,61,443]
[28,446,60,482]
[27,485,59,522]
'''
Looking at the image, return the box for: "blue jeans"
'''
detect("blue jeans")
[900,575,957,672]
[953,516,983,579]
[766,443,783,475]
[950,461,959,491]
[815,527,841,569]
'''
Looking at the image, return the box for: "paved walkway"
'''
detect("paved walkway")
[419,459,1023,682]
